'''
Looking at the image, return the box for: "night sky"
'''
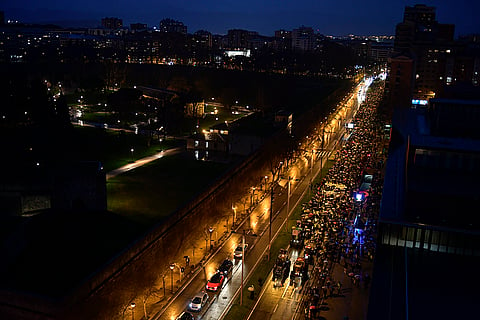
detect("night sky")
[3,0,479,36]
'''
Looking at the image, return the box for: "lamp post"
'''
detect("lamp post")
[268,184,274,260]
[130,148,134,162]
[232,206,236,227]
[208,227,214,250]
[251,187,256,206]
[130,302,135,320]
[240,229,245,305]
[311,149,315,173]
[264,175,268,191]
[286,176,292,232]
[169,264,175,293]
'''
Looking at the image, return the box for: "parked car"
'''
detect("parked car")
[189,291,209,311]
[206,272,225,291]
[218,259,233,276]
[176,311,195,320]
[234,243,249,258]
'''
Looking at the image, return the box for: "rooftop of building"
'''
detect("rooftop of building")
[380,101,480,232]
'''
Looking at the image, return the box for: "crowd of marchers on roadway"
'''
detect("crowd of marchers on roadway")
[177,81,386,320]
[269,81,386,320]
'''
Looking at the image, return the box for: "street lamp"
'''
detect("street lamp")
[264,175,268,191]
[130,148,134,162]
[251,187,256,206]
[130,302,135,320]
[286,176,293,232]
[232,206,237,227]
[169,264,175,293]
[208,227,214,250]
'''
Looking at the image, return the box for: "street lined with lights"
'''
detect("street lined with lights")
[143,77,375,320]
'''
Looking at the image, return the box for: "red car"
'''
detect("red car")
[206,272,225,291]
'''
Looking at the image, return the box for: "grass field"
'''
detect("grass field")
[71,125,180,172]
[107,152,232,226]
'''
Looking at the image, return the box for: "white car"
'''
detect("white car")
[189,292,209,311]
[234,243,249,258]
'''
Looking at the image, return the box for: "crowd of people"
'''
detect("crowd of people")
[293,79,387,319]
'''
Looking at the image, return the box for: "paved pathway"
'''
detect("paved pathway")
[106,147,182,180]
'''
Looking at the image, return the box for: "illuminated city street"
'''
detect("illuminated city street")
[1,2,478,319]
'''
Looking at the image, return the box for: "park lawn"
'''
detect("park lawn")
[107,153,231,226]
[78,111,110,123]
[72,125,179,172]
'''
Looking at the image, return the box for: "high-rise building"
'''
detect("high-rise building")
[193,30,213,48]
[159,18,187,35]
[292,26,315,51]
[227,29,258,49]
[274,30,292,51]
[101,17,123,29]
[386,53,415,109]
[371,4,480,320]
[388,4,458,105]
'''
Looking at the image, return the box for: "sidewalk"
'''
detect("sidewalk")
[311,255,373,320]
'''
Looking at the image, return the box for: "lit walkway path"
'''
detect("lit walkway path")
[106,147,182,180]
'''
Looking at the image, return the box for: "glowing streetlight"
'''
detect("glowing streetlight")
[251,187,256,206]
[208,227,214,250]
[130,302,135,320]
[169,264,175,293]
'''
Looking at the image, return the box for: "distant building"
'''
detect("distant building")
[369,42,393,63]
[274,29,292,51]
[101,17,123,29]
[159,18,187,35]
[130,23,147,31]
[248,35,273,50]
[292,26,315,51]
[193,30,213,48]
[0,11,4,25]
[227,29,258,49]
[391,4,456,101]
[386,53,415,110]
[186,112,278,159]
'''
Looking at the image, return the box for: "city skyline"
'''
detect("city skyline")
[3,0,480,36]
